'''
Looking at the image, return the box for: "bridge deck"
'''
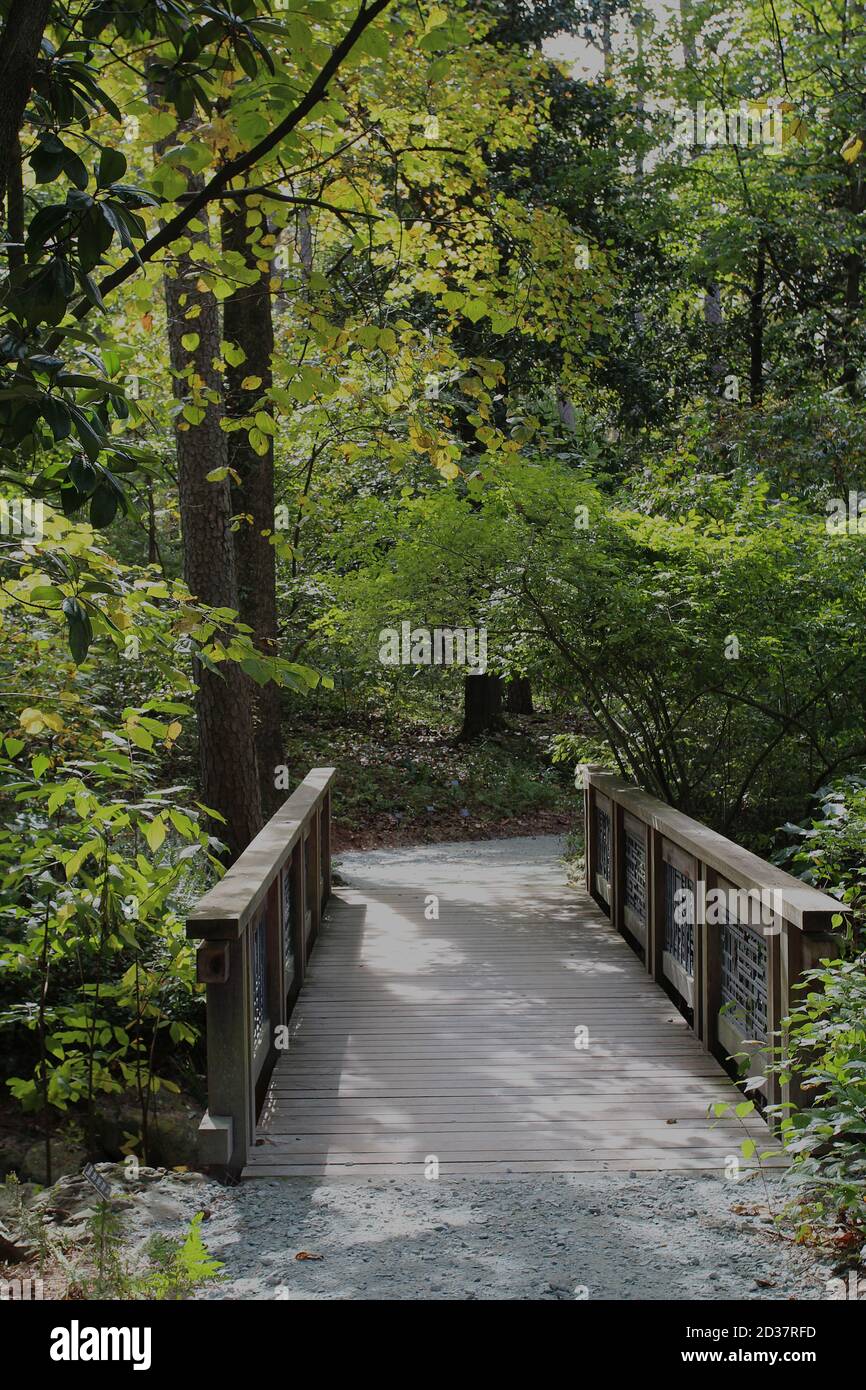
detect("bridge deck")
[244,840,779,1178]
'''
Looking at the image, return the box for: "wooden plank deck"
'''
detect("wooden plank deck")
[244,840,781,1178]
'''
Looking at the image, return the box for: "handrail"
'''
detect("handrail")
[579,764,848,1114]
[186,768,335,1173]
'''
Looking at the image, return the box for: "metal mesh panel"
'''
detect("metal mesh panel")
[281,863,294,982]
[594,804,611,880]
[721,912,768,1040]
[624,831,647,922]
[252,910,269,1055]
[664,862,694,976]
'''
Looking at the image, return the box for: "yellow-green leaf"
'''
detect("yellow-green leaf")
[144,816,166,852]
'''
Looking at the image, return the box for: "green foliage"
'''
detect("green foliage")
[775,778,866,952]
[769,957,866,1249]
[82,1202,223,1300]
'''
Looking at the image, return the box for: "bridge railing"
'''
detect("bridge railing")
[580,765,848,1112]
[186,768,335,1173]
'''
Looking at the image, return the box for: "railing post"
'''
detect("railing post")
[611,798,624,934]
[648,826,664,983]
[779,922,835,1115]
[764,924,782,1113]
[700,867,722,1055]
[196,930,254,1172]
[308,809,322,946]
[321,790,332,908]
[265,874,283,1038]
[693,862,708,1044]
[583,775,594,895]
[291,836,306,986]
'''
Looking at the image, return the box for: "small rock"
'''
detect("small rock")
[0,1218,34,1262]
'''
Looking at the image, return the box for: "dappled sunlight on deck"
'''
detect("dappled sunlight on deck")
[244,838,781,1178]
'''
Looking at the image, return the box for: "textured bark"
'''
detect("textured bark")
[161,174,263,860]
[222,200,283,816]
[460,674,504,741]
[0,0,52,210]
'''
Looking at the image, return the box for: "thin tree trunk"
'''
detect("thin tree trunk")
[222,199,284,817]
[749,241,765,405]
[841,3,865,395]
[704,280,725,382]
[297,207,313,280]
[633,3,647,179]
[146,482,159,565]
[678,0,698,67]
[602,1,612,74]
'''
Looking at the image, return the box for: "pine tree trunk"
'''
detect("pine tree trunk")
[460,674,504,740]
[162,177,263,861]
[222,199,284,817]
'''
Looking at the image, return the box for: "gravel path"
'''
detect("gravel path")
[123,837,830,1300]
[118,1168,829,1301]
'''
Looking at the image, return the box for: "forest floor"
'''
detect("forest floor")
[282,705,578,851]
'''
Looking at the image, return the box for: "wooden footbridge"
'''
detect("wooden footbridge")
[187,768,845,1178]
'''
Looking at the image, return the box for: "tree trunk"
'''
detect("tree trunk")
[161,176,263,860]
[556,389,576,431]
[749,241,765,405]
[6,131,24,272]
[703,280,725,382]
[841,164,864,396]
[602,1,612,74]
[460,674,504,740]
[222,199,284,817]
[0,0,52,210]
[505,677,533,715]
[632,4,647,179]
[678,0,698,68]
